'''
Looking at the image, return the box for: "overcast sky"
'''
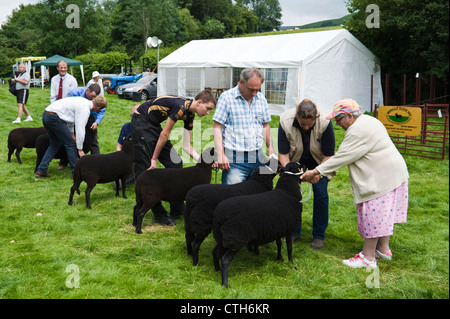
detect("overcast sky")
[0,0,350,27]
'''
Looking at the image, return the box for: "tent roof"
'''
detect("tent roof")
[159,29,374,69]
[33,54,82,67]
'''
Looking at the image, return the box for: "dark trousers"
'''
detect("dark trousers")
[130,113,185,214]
[294,176,329,240]
[37,112,78,173]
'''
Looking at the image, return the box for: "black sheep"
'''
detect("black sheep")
[133,147,215,234]
[185,155,280,266]
[7,127,46,164]
[68,138,134,209]
[35,115,95,172]
[212,162,305,288]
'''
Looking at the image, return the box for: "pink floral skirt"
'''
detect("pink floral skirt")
[356,181,408,239]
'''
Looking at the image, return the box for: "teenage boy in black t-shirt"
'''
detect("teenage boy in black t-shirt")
[130,90,216,226]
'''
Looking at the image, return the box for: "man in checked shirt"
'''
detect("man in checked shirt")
[213,68,276,185]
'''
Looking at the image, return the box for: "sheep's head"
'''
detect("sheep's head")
[198,147,216,166]
[281,162,306,179]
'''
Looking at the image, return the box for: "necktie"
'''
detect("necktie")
[58,77,63,100]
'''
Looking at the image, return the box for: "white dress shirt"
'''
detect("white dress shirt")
[45,97,93,149]
[50,73,78,103]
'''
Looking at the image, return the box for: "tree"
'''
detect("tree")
[345,0,449,78]
[111,0,185,57]
[237,0,282,32]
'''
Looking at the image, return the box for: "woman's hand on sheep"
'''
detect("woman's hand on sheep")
[147,158,158,170]
[300,169,319,183]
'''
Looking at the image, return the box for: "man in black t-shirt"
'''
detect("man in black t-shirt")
[130,90,216,226]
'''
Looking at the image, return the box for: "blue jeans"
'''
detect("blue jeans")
[294,176,329,240]
[222,149,265,185]
[37,112,79,173]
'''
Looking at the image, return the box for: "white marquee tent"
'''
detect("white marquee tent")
[157,29,383,116]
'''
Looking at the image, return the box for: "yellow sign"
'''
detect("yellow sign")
[378,106,422,136]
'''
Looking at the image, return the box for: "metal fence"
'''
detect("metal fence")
[375,104,449,160]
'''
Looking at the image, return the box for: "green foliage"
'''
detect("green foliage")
[203,18,226,39]
[345,0,449,78]
[0,86,448,299]
[73,51,130,79]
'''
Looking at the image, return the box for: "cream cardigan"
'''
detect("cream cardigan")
[316,114,409,204]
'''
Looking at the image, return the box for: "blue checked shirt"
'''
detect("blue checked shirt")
[213,85,271,152]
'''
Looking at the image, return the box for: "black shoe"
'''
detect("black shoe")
[170,210,184,220]
[154,212,176,226]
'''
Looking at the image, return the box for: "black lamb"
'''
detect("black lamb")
[133,147,215,234]
[7,127,46,164]
[68,138,134,209]
[185,155,280,266]
[212,162,305,288]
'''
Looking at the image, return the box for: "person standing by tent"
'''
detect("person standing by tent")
[130,91,216,225]
[11,63,33,124]
[213,68,275,184]
[278,99,335,250]
[50,60,77,103]
[301,99,409,269]
[68,83,104,154]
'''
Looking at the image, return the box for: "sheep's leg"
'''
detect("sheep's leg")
[120,178,127,199]
[7,148,14,162]
[185,230,194,256]
[114,180,120,197]
[221,249,238,288]
[132,205,139,226]
[135,207,150,234]
[15,148,23,164]
[85,188,93,209]
[286,235,293,263]
[212,245,221,271]
[276,238,283,261]
[68,185,76,205]
[192,235,207,266]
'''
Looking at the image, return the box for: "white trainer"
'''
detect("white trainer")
[375,249,393,260]
[12,118,21,124]
[342,252,377,268]
[24,116,33,122]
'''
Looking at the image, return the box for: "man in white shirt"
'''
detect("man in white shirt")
[50,60,78,103]
[35,95,107,177]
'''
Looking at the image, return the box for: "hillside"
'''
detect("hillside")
[280,14,352,30]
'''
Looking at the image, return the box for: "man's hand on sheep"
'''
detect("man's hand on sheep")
[217,154,230,170]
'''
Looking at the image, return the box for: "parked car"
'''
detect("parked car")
[116,73,157,101]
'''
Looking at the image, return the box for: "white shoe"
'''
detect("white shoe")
[342,252,377,268]
[12,118,21,123]
[375,249,393,260]
[24,116,33,122]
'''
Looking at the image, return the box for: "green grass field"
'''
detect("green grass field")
[0,86,448,299]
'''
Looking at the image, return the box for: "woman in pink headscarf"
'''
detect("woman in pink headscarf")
[301,99,409,269]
